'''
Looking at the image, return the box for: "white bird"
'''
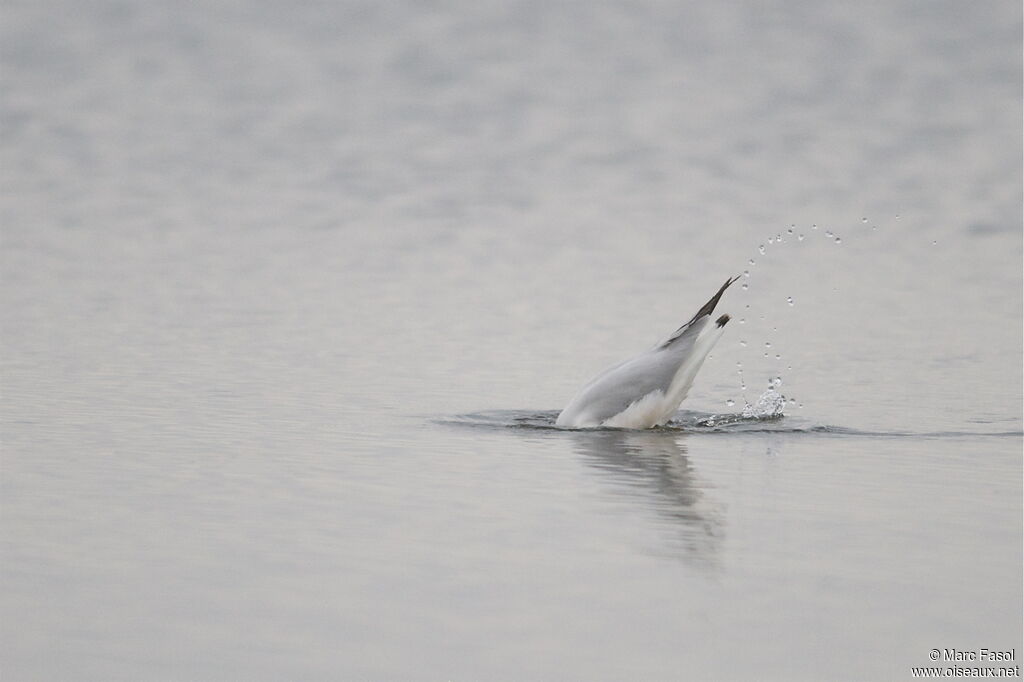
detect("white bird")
[556,277,738,429]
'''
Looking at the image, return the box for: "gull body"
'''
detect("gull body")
[556,278,738,429]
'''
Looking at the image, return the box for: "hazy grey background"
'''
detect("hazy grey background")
[2,1,1021,680]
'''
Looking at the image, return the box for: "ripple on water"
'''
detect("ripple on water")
[437,400,800,434]
[436,409,1023,439]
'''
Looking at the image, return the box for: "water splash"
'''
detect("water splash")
[694,382,785,428]
[741,386,786,419]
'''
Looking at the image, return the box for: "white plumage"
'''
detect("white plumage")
[556,277,738,429]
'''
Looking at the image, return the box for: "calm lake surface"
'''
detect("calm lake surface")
[2,1,1021,680]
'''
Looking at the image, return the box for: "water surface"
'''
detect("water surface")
[2,1,1021,680]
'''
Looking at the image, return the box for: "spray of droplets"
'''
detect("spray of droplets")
[724,214,897,415]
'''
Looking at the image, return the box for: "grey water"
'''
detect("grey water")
[2,1,1021,680]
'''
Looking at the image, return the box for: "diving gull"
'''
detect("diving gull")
[556,277,738,429]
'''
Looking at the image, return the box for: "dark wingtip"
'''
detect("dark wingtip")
[692,276,739,321]
[660,276,740,348]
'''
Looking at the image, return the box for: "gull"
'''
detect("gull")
[556,277,738,429]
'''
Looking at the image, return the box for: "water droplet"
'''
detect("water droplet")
[739,340,747,347]
[765,341,772,348]
[895,214,901,220]
[787,227,794,235]
[767,237,774,245]
[743,270,750,278]
[834,236,842,244]
[741,283,748,290]
[825,230,833,238]
[775,354,781,360]
[786,296,794,306]
[763,352,769,358]
[788,397,797,404]
[861,217,868,223]
[811,223,818,230]
[726,399,735,407]
[797,402,804,409]
[932,240,937,246]
[797,233,805,241]
[736,361,742,366]
[748,258,755,266]
[872,225,877,231]
[758,244,766,255]
[776,233,783,242]
[739,317,745,324]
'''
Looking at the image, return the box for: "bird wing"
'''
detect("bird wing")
[659,276,739,349]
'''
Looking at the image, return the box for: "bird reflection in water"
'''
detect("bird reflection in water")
[570,429,724,568]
